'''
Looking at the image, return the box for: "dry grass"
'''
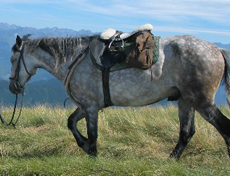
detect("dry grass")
[0,105,230,175]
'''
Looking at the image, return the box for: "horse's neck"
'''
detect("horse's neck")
[33,47,91,83]
[32,48,70,82]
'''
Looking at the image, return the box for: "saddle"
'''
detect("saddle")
[90,23,155,70]
[89,24,159,107]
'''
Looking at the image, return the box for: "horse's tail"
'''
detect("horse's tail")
[221,48,230,107]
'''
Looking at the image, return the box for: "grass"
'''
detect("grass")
[0,105,230,175]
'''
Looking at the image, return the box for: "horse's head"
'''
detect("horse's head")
[9,35,37,94]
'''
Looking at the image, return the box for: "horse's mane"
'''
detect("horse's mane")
[24,35,98,69]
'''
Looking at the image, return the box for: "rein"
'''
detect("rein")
[0,92,25,128]
[1,45,32,128]
[64,45,89,108]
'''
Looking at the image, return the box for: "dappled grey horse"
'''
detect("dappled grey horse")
[9,33,230,160]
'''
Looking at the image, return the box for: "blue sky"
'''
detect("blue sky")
[0,0,229,43]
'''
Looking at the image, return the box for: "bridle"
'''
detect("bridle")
[9,45,34,92]
[0,44,34,127]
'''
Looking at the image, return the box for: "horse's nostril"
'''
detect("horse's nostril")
[9,80,23,94]
[14,81,21,90]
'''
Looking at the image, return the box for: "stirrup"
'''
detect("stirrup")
[108,31,124,52]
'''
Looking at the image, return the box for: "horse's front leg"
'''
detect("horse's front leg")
[68,107,99,156]
[68,108,88,149]
[84,106,99,156]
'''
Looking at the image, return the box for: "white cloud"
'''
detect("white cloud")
[154,26,230,36]
[0,0,229,42]
[64,0,230,24]
[0,0,59,3]
[1,0,229,24]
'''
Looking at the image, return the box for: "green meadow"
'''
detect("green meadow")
[0,105,230,176]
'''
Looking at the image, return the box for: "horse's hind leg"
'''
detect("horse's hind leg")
[170,98,195,160]
[196,104,230,157]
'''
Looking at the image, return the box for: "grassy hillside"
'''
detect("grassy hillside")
[0,106,230,175]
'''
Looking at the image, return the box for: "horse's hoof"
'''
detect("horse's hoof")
[82,143,97,156]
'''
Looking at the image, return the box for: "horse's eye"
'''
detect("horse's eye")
[11,57,17,63]
[10,53,20,63]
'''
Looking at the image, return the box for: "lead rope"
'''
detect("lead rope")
[0,91,25,128]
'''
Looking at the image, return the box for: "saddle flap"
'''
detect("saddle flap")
[90,38,125,69]
[90,39,105,65]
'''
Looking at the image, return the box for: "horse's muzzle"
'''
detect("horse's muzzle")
[9,80,24,94]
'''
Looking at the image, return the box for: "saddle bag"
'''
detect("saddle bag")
[124,31,154,69]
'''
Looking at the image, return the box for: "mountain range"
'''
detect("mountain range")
[0,22,229,107]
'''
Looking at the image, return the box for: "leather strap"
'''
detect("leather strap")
[102,68,113,107]
[64,46,89,108]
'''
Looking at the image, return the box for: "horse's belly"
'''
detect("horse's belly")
[109,71,174,106]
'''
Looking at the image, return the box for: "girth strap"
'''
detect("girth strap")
[102,68,113,107]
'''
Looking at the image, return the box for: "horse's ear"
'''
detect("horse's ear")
[16,35,22,47]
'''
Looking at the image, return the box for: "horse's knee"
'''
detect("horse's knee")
[67,116,74,130]
[67,108,85,130]
[67,112,77,130]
